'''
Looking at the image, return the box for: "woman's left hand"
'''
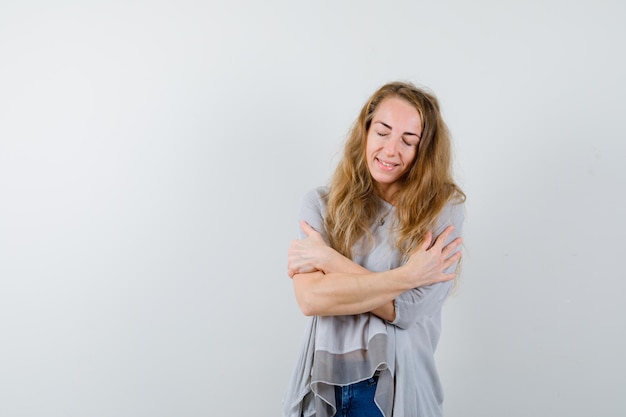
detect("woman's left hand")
[287,220,332,278]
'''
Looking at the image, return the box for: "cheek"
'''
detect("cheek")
[402,153,418,175]
[404,148,418,165]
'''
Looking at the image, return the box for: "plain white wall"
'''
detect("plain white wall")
[1,1,624,416]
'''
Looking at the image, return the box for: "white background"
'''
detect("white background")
[1,1,625,416]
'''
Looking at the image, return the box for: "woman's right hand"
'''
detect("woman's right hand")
[287,220,334,278]
[401,225,462,288]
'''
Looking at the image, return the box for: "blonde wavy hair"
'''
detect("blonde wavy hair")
[324,81,465,259]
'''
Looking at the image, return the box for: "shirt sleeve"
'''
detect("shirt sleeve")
[296,187,329,241]
[390,200,465,329]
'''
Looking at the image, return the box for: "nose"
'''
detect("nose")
[383,135,399,155]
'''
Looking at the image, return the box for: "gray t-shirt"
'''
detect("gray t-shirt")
[283,186,464,417]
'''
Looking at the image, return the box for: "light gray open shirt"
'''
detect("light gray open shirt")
[283,186,464,417]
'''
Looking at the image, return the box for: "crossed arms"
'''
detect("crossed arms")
[287,220,462,322]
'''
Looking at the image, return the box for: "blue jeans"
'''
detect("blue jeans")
[333,375,383,417]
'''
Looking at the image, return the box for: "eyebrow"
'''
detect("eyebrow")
[374,121,421,139]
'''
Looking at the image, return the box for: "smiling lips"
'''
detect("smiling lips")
[376,157,399,171]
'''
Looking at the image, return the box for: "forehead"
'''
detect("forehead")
[372,97,422,131]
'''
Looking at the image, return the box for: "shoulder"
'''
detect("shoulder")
[298,186,329,236]
[434,196,465,235]
[300,186,329,214]
[302,186,329,204]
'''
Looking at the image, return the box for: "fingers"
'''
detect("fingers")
[441,236,463,257]
[420,230,433,251]
[288,222,323,278]
[299,220,317,237]
[287,239,300,257]
[439,271,457,283]
[287,264,317,279]
[442,249,462,271]
[440,232,462,271]
[432,225,455,249]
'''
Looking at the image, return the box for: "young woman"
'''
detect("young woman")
[283,81,465,417]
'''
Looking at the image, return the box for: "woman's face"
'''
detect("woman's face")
[365,97,422,203]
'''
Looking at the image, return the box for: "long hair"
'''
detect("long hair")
[324,81,465,259]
